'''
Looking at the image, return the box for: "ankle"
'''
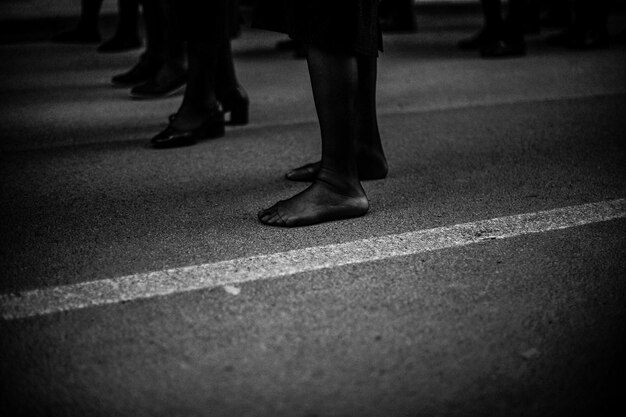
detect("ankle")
[316,167,363,197]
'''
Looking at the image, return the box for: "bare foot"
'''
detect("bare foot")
[286,150,388,182]
[258,177,369,227]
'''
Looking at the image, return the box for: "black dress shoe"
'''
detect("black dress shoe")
[151,108,225,149]
[130,72,187,99]
[111,59,160,88]
[480,40,526,58]
[219,85,249,125]
[98,35,142,53]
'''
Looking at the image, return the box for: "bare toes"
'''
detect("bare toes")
[260,211,285,226]
[258,209,273,221]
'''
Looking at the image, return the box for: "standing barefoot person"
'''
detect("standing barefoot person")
[255,1,388,227]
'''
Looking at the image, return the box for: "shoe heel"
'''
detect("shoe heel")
[221,85,249,126]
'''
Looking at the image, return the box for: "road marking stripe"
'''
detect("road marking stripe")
[2,199,625,320]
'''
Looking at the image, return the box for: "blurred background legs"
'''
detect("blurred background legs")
[98,0,142,52]
[130,0,186,99]
[151,0,247,148]
[51,0,104,43]
[458,0,527,58]
[380,0,418,32]
[546,0,611,49]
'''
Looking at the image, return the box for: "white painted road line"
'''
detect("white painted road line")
[1,199,625,320]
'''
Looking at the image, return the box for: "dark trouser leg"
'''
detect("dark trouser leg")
[259,46,368,227]
[161,0,185,73]
[141,0,165,66]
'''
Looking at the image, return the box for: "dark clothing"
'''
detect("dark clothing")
[254,0,383,57]
[141,0,184,66]
[481,0,526,43]
[176,0,241,40]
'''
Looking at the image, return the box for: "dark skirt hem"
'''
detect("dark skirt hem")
[253,0,383,58]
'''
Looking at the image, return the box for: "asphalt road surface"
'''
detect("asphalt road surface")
[1,6,626,417]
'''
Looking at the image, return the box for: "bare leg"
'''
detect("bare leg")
[258,46,369,227]
[285,55,388,182]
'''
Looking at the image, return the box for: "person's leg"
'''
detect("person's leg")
[111,0,162,87]
[171,39,220,128]
[150,3,227,148]
[215,0,249,125]
[258,45,369,227]
[216,38,249,125]
[98,0,142,52]
[285,55,387,182]
[458,0,502,49]
[481,0,526,57]
[51,0,103,43]
[140,0,165,67]
[354,55,388,178]
[130,0,187,98]
[150,38,225,147]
